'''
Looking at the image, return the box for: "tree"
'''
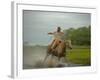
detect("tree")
[63,26,91,46]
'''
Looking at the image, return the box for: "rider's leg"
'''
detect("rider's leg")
[51,39,59,50]
[50,40,55,47]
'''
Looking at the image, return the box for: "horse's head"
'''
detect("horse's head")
[65,40,72,49]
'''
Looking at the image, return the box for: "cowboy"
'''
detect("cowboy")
[48,27,65,51]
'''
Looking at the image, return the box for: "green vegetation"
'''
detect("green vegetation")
[66,47,91,66]
[63,25,91,45]
[63,26,91,66]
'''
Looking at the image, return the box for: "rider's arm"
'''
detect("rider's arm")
[48,32,55,35]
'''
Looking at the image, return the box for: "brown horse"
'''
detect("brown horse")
[43,40,72,64]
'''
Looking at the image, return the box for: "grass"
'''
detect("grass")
[66,47,91,66]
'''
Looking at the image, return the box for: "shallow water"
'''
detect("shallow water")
[23,46,83,69]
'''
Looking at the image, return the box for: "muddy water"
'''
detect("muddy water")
[23,46,82,69]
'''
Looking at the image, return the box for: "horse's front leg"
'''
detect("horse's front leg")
[43,45,51,63]
[58,57,61,62]
[48,54,54,67]
[43,53,50,63]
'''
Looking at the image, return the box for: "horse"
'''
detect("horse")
[43,39,72,66]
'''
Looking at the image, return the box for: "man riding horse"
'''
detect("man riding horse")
[48,27,65,52]
[43,27,72,67]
